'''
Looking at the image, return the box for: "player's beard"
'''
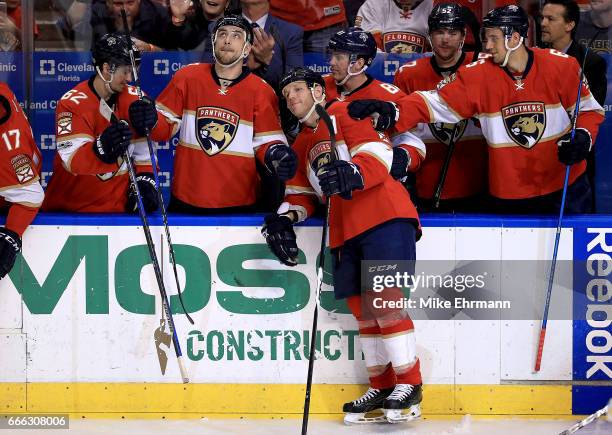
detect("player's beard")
[436,46,460,63]
[215,48,242,66]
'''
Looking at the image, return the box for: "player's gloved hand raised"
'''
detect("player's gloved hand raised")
[557,128,591,165]
[348,99,399,131]
[261,213,298,266]
[390,147,411,180]
[264,143,298,181]
[318,160,364,200]
[95,121,132,164]
[126,172,159,214]
[129,97,158,136]
[0,227,21,280]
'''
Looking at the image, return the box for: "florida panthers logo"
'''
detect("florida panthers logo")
[502,102,546,149]
[428,119,467,146]
[195,106,240,156]
[383,32,427,54]
[308,141,333,176]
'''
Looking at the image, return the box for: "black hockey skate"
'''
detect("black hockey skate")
[383,383,422,423]
[342,387,394,425]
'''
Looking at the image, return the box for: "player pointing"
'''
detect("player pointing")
[350,5,605,214]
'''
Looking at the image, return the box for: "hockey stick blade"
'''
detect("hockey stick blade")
[123,142,189,383]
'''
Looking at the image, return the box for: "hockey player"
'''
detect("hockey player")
[393,3,488,211]
[263,67,423,424]
[355,0,434,54]
[350,5,605,214]
[147,14,296,213]
[323,27,427,187]
[0,83,44,279]
[43,33,160,213]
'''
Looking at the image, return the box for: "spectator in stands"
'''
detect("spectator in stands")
[344,0,366,26]
[541,0,607,105]
[90,0,177,51]
[169,0,232,56]
[355,0,433,53]
[240,0,303,89]
[56,0,92,49]
[541,0,607,210]
[0,0,39,50]
[269,0,347,53]
[575,0,611,53]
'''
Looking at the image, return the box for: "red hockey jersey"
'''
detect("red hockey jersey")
[281,101,419,248]
[270,0,346,32]
[43,77,154,212]
[154,64,287,209]
[393,52,488,199]
[0,83,43,236]
[323,74,426,171]
[395,48,605,199]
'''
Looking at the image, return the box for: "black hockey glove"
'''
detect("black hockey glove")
[390,146,411,180]
[261,213,298,266]
[318,160,364,200]
[126,172,159,213]
[264,143,298,181]
[0,227,21,279]
[95,121,132,164]
[347,99,399,131]
[129,97,158,136]
[557,128,591,166]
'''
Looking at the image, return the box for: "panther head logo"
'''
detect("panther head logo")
[502,102,546,149]
[199,121,234,155]
[428,119,468,146]
[195,107,240,156]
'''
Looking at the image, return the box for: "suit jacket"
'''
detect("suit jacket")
[257,14,304,90]
[566,40,608,106]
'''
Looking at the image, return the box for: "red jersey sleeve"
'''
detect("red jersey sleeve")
[281,132,319,222]
[252,79,287,163]
[152,65,189,140]
[331,103,393,190]
[0,84,43,236]
[55,92,122,175]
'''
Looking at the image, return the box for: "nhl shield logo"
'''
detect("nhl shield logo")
[308,141,333,176]
[502,102,546,149]
[195,106,240,156]
[428,119,467,145]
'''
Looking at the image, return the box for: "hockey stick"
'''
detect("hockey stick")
[119,7,193,325]
[559,400,609,435]
[301,104,337,435]
[534,46,590,372]
[432,123,460,209]
[122,130,189,383]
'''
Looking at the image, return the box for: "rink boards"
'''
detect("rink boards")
[0,214,610,417]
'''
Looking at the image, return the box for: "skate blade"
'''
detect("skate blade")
[344,412,387,425]
[384,404,421,423]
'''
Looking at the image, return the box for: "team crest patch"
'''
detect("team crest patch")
[502,102,546,149]
[56,112,72,135]
[195,107,240,156]
[11,154,35,184]
[308,141,333,176]
[383,32,426,54]
[428,119,467,145]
